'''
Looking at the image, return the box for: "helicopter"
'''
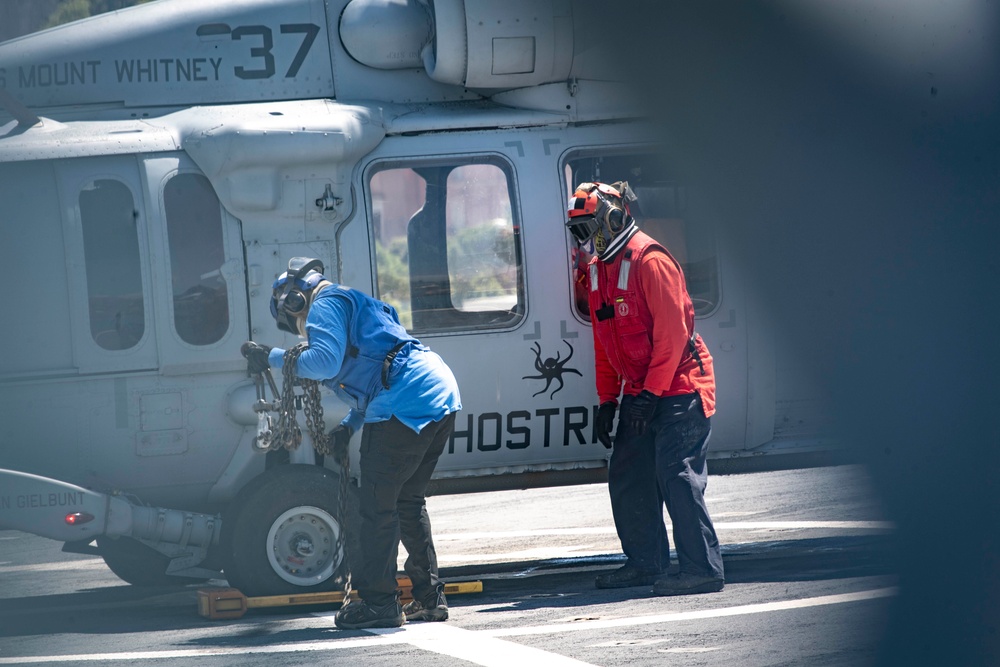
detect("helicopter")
[0,0,836,596]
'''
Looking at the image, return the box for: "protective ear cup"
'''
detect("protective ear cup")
[270,257,328,334]
[283,290,308,316]
[595,194,627,234]
[605,204,625,232]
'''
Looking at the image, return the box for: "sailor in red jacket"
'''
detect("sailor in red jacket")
[567,181,724,596]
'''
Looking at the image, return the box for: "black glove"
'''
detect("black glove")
[328,424,353,467]
[625,390,658,436]
[596,401,617,449]
[241,341,272,375]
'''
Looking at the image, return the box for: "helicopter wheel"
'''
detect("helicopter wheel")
[220,464,353,597]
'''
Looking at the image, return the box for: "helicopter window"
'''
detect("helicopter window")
[163,173,230,346]
[369,159,524,333]
[564,153,720,319]
[79,179,146,351]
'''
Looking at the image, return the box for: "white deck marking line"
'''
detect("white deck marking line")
[713,521,894,530]
[485,587,898,637]
[0,587,896,665]
[0,625,598,667]
[433,521,893,540]
[0,637,393,664]
[368,623,599,667]
[660,647,721,653]
[0,559,106,573]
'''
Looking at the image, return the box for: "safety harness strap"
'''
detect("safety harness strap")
[381,341,410,389]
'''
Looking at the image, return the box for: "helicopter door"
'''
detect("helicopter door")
[140,155,248,374]
[55,156,158,375]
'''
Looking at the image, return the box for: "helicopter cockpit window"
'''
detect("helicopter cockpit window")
[79,179,146,351]
[163,173,229,346]
[368,158,524,333]
[564,152,720,319]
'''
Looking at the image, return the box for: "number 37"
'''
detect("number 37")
[230,23,320,80]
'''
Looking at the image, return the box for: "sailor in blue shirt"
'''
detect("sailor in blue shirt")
[242,257,461,629]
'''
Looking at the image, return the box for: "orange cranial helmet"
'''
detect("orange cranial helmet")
[566,181,637,258]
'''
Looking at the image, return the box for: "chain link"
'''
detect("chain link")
[265,342,351,598]
[267,344,319,452]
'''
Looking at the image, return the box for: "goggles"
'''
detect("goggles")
[566,214,601,245]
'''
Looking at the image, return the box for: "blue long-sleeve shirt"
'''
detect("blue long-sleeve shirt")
[268,287,461,434]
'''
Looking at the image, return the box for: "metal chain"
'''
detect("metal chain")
[268,342,351,599]
[301,380,329,457]
[268,343,326,452]
[335,452,352,602]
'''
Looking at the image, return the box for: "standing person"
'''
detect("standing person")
[241,257,462,628]
[565,182,724,596]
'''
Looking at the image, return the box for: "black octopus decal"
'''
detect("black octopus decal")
[522,340,583,399]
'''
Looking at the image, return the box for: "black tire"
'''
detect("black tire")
[221,464,354,597]
[97,536,208,587]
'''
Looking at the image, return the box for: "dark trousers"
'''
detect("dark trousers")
[354,412,456,606]
[609,393,724,579]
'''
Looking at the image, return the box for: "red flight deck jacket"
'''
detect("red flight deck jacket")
[587,230,716,417]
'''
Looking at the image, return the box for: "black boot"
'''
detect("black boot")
[335,598,405,629]
[652,573,724,596]
[595,563,662,589]
[403,590,449,622]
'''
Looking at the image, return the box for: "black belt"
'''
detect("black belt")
[381,341,410,389]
